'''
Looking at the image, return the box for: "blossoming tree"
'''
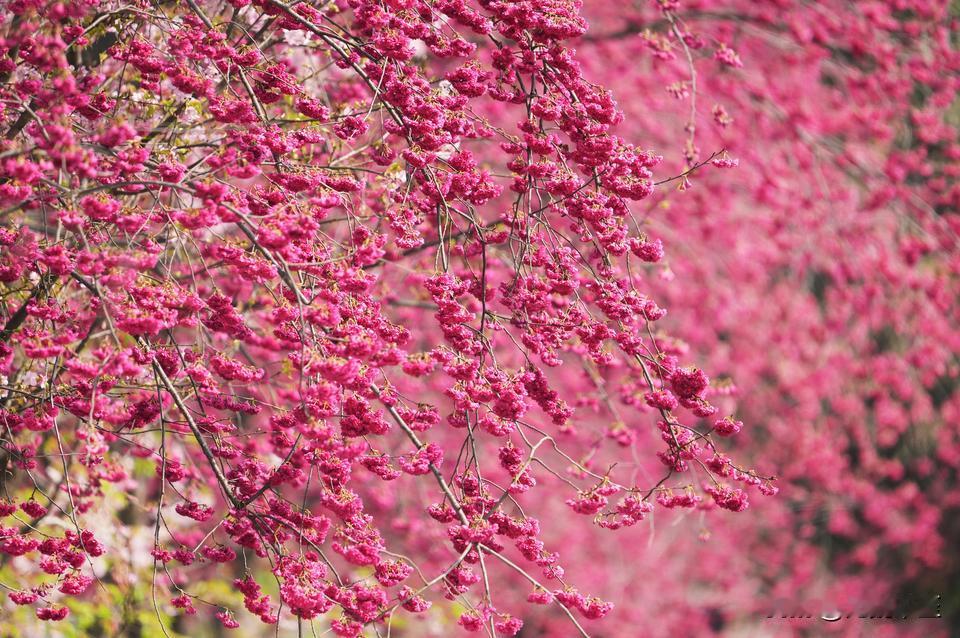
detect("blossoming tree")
[0,0,957,636]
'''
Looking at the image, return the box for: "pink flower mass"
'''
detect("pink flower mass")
[0,0,957,635]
